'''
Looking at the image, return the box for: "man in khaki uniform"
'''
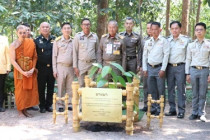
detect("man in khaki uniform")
[186,22,210,122]
[53,23,74,112]
[73,18,99,87]
[120,17,142,73]
[165,21,191,119]
[97,20,126,75]
[143,22,170,115]
[0,35,11,112]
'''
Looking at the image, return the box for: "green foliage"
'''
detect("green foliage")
[89,62,139,88]
[4,72,14,94]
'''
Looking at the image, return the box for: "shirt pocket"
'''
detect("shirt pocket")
[176,45,185,55]
[58,43,67,54]
[191,48,198,57]
[88,40,96,51]
[201,48,209,58]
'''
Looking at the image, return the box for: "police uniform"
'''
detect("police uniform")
[35,35,55,110]
[73,31,99,87]
[167,34,191,114]
[185,39,210,116]
[97,34,126,76]
[119,32,142,73]
[141,35,151,109]
[143,35,170,114]
[53,35,74,108]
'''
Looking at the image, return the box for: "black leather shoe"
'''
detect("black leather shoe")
[165,111,177,116]
[46,107,53,112]
[0,107,5,112]
[40,108,46,113]
[68,107,72,111]
[177,113,185,119]
[27,106,39,111]
[58,108,64,112]
[189,114,198,120]
[140,107,147,112]
[155,111,160,116]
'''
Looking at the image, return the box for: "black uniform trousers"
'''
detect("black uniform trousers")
[37,65,55,109]
[0,74,6,108]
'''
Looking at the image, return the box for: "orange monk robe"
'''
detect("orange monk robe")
[14,38,39,111]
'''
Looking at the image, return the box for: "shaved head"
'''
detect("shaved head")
[16,25,26,31]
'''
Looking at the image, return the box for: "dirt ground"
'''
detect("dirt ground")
[0,102,210,140]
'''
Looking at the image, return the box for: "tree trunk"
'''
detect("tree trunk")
[116,0,119,23]
[96,0,108,39]
[181,0,190,35]
[196,0,202,23]
[165,0,171,36]
[139,0,143,37]
[188,0,192,37]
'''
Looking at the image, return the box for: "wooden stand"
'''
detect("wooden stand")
[72,75,136,135]
[53,93,69,124]
[147,94,164,128]
[133,77,140,122]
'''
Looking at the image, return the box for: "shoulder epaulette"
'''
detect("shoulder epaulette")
[133,32,140,36]
[102,34,108,38]
[55,36,62,41]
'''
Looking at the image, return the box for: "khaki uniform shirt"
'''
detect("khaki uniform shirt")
[52,35,73,74]
[73,31,99,73]
[0,35,11,74]
[119,31,142,67]
[143,35,170,71]
[167,34,191,64]
[185,39,210,74]
[97,34,126,70]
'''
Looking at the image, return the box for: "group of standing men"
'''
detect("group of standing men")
[0,17,209,122]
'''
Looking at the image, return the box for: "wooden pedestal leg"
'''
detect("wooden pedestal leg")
[133,77,140,122]
[147,94,152,128]
[159,95,164,128]
[126,83,134,135]
[53,93,57,124]
[65,93,69,124]
[85,75,91,88]
[72,82,80,132]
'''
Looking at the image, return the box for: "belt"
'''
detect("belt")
[168,62,185,67]
[58,63,71,67]
[80,59,95,63]
[127,56,136,60]
[192,66,208,70]
[148,63,162,68]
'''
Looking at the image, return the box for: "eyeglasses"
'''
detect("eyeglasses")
[195,29,204,32]
[82,24,90,27]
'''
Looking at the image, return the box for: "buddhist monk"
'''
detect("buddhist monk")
[9,25,39,117]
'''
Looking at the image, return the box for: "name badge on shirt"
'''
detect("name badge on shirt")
[131,37,138,43]
[80,36,84,40]
[106,44,113,54]
[39,39,43,44]
[113,45,120,55]
[179,40,184,45]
